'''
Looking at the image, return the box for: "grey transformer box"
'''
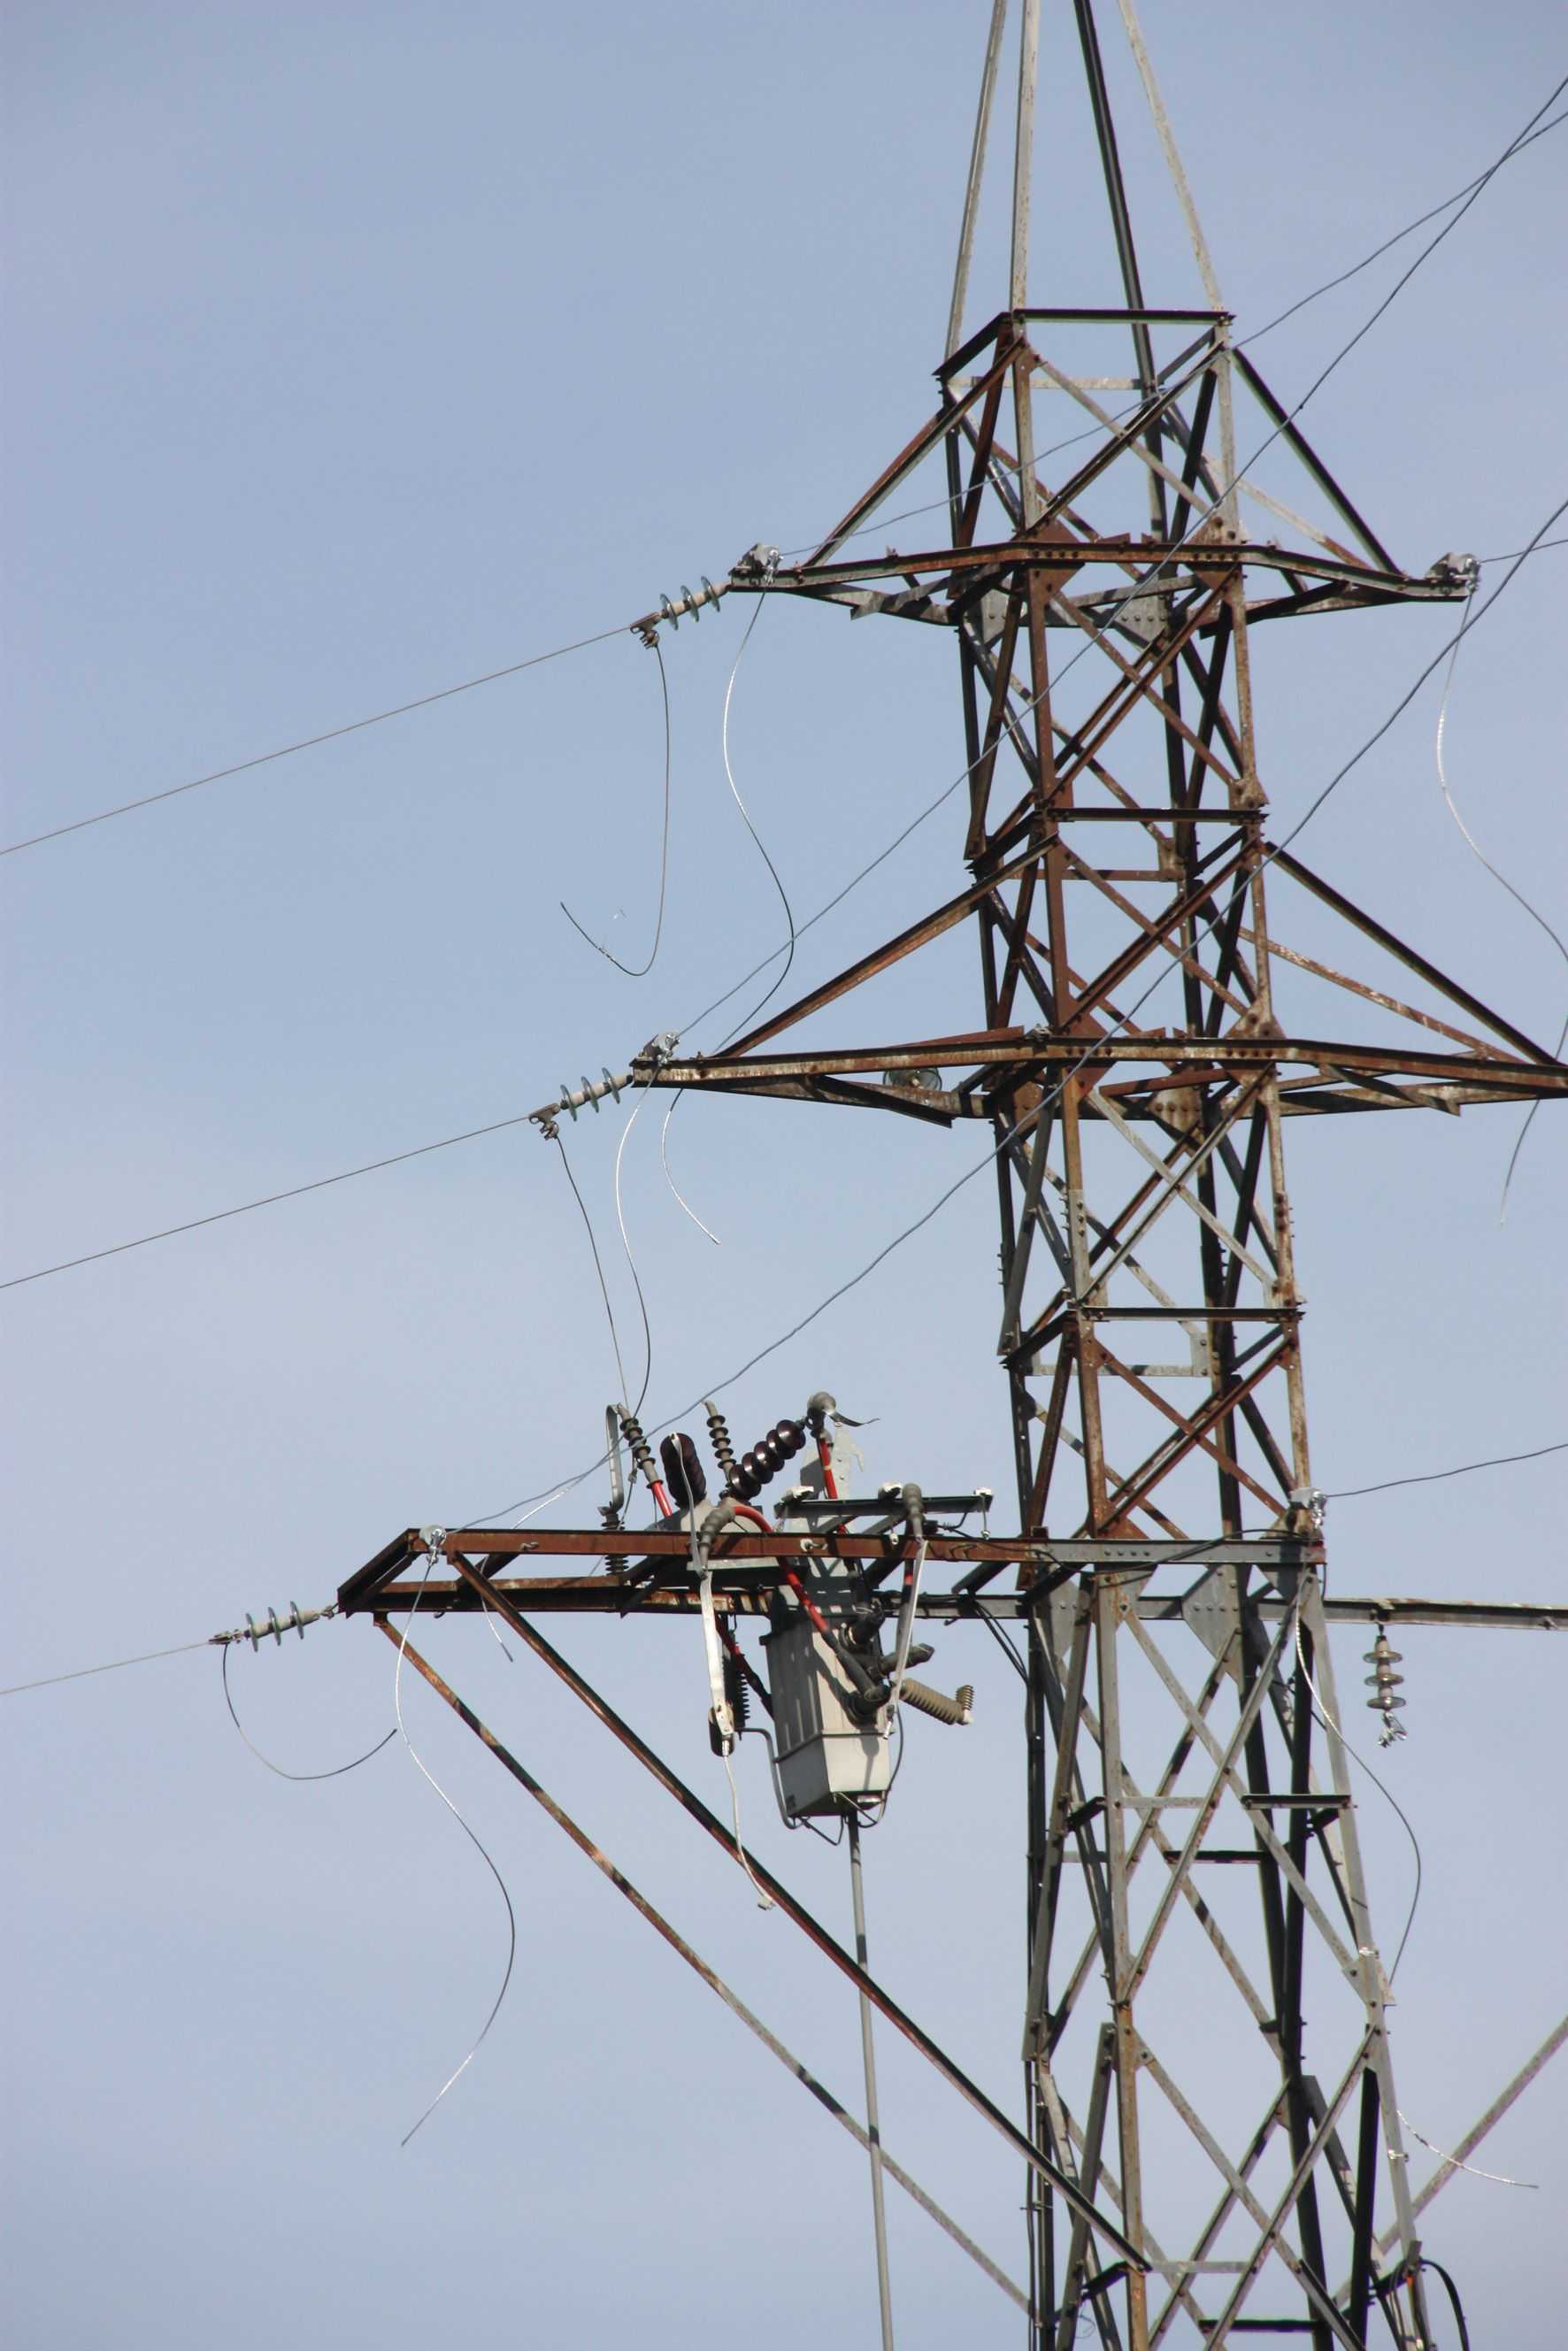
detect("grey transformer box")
[763,1613,892,1818]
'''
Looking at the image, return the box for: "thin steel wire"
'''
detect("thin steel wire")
[1,1109,542,1292]
[0,1636,214,1698]
[1293,1625,1421,1982]
[10,130,1564,1310]
[221,1640,396,1780]
[660,598,797,1246]
[3,623,631,857]
[1433,583,1568,1218]
[8,101,1564,877]
[393,1556,519,2146]
[612,1079,657,1415]
[553,1128,632,1409]
[1395,2112,1536,2192]
[1326,1437,1568,1499]
[560,638,673,976]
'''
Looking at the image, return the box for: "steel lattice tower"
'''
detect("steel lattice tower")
[619,10,1566,2344]
[340,8,1568,2343]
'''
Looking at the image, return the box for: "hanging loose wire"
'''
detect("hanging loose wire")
[552,1127,632,1409]
[560,640,673,977]
[220,1639,396,1780]
[393,1553,519,2146]
[1432,578,1568,1220]
[1395,2113,1538,2193]
[660,600,798,1247]
[1293,1625,1422,1983]
[612,1079,657,1415]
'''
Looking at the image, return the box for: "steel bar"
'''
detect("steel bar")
[946,0,1010,357]
[847,1814,896,2351]
[379,1625,1032,2316]
[445,1553,1141,2263]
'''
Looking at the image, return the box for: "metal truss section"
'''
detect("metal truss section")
[574,269,1564,2346]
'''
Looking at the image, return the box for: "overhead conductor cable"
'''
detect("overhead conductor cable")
[1432,565,1568,1218]
[391,1537,519,2146]
[560,636,673,976]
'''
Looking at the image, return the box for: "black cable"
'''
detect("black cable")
[1418,2257,1472,2351]
[1240,104,1567,354]
[1327,1438,1568,1500]
[560,638,673,977]
[2,623,631,858]
[221,1640,396,1781]
[978,1609,1030,1687]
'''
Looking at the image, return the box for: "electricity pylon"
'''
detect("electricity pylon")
[616,10,1568,2344]
[339,7,1568,2344]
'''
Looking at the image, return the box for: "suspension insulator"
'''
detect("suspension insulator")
[1363,1626,1408,1745]
[660,1432,707,1510]
[733,1453,763,1499]
[772,1420,806,1459]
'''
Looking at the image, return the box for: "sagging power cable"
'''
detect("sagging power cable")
[659,594,798,1246]
[2,622,633,859]
[391,1542,519,2146]
[11,103,1565,1304]
[560,639,673,977]
[1432,571,1568,1218]
[221,1640,396,1782]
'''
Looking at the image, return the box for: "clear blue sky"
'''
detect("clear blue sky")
[4,4,1564,2343]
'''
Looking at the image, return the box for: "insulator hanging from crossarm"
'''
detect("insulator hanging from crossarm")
[1364,1625,1408,1747]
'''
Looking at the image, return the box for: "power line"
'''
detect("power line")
[0,1109,540,1291]
[6,487,1560,1304]
[0,621,631,859]
[10,101,1563,876]
[0,1636,215,1697]
[6,106,1560,1304]
[9,1429,1561,1706]
[560,638,673,976]
[1326,1439,1568,1500]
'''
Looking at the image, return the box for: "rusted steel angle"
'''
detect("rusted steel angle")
[440,1556,1141,2263]
[802,346,1015,570]
[723,850,1042,1059]
[642,1035,1568,1090]
[381,1626,1032,2317]
[1270,845,1560,1063]
[348,1579,1568,1632]
[765,540,1434,597]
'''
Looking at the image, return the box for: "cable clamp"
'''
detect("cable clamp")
[419,1525,450,1561]
[1426,549,1480,594]
[632,1030,681,1075]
